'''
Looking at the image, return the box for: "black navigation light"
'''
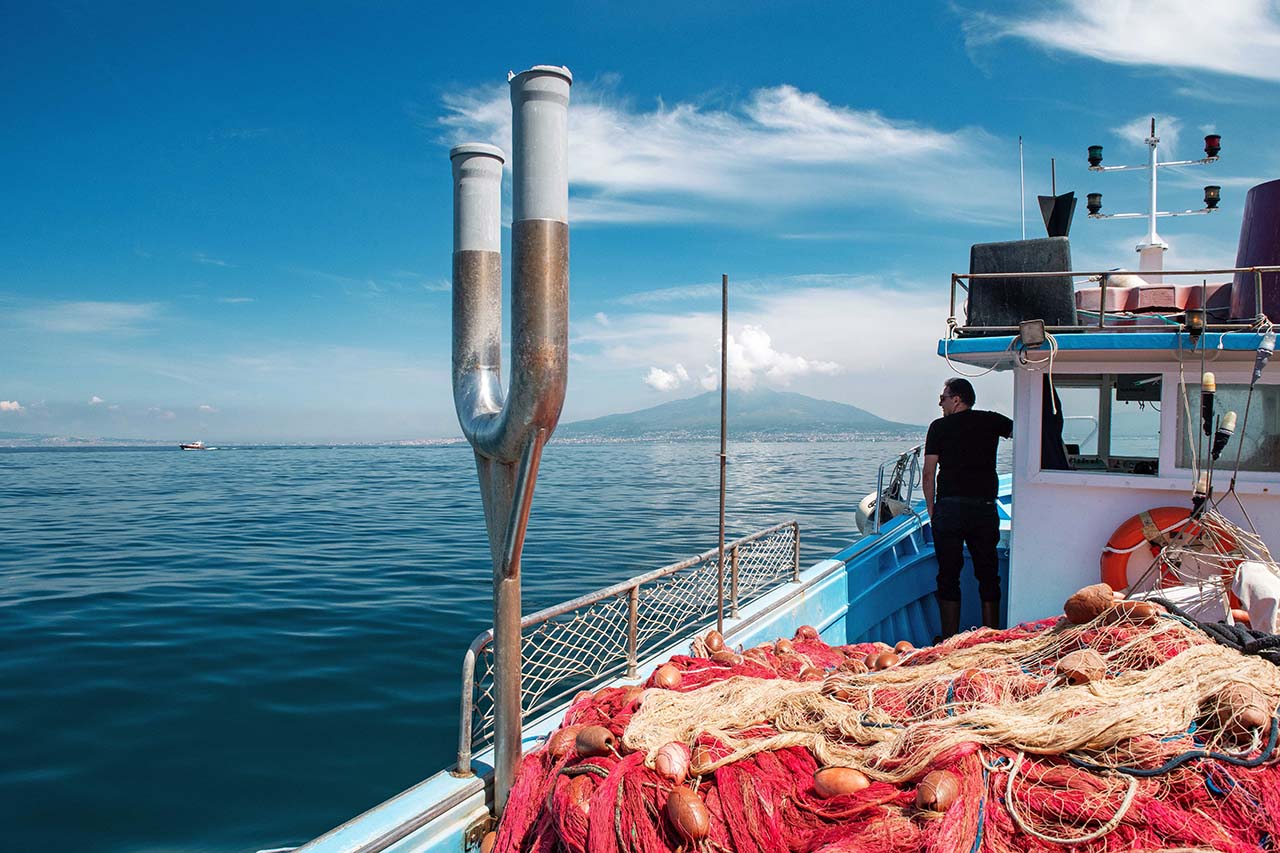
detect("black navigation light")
[1186,308,1206,339]
[1204,134,1222,158]
[1088,145,1104,167]
[1204,185,1221,209]
[1087,193,1103,215]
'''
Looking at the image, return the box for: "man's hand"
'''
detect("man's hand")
[922,453,939,518]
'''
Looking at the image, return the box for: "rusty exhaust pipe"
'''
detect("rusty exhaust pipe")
[450,64,571,815]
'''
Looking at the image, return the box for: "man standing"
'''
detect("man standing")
[922,378,1012,638]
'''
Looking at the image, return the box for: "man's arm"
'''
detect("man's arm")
[923,453,939,518]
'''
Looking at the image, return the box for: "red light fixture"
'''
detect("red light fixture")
[1204,134,1221,158]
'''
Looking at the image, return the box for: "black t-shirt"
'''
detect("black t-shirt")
[924,409,1013,500]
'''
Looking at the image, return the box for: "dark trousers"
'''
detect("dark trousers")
[932,497,1001,603]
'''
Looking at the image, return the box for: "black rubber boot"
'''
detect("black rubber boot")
[938,599,961,640]
[982,600,1001,630]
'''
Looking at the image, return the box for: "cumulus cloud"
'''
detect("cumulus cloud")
[198,404,218,412]
[89,395,105,405]
[639,324,839,393]
[969,0,1280,82]
[0,400,23,412]
[704,325,841,391]
[147,407,177,421]
[644,364,689,391]
[441,80,1014,225]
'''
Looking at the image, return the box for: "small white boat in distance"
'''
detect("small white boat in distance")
[179,441,207,450]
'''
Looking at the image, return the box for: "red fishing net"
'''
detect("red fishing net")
[489,609,1280,853]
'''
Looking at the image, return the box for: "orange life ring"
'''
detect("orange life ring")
[1100,506,1238,593]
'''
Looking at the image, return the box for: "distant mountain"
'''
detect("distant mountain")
[0,430,170,447]
[557,389,920,439]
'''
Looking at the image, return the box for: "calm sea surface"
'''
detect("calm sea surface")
[2,438,929,853]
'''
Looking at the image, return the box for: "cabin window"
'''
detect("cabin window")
[1046,374,1162,476]
[1176,383,1280,473]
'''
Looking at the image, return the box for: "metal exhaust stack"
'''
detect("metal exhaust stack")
[450,64,571,815]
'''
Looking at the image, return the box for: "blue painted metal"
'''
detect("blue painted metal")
[835,477,1011,647]
[939,331,1264,358]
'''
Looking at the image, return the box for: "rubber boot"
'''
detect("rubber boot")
[938,599,961,640]
[982,600,1001,630]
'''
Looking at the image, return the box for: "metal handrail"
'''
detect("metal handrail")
[455,520,800,775]
[871,445,923,535]
[948,265,1279,334]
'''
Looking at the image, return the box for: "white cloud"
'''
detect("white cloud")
[194,252,234,267]
[89,395,105,405]
[147,407,177,421]
[698,325,841,391]
[441,80,1015,225]
[570,275,1004,425]
[0,400,23,412]
[219,296,255,304]
[1113,115,1181,158]
[14,301,160,334]
[644,364,689,391]
[972,0,1280,82]
[198,404,218,413]
[593,312,610,326]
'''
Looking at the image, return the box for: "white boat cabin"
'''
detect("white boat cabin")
[943,330,1280,625]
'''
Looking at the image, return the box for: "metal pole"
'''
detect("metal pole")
[730,546,739,618]
[1019,136,1025,240]
[626,586,639,678]
[717,273,728,635]
[450,64,572,817]
[1098,273,1109,330]
[791,522,801,582]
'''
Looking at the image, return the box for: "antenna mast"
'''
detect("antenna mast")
[1085,118,1222,282]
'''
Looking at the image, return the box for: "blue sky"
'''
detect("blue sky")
[3,1,1279,442]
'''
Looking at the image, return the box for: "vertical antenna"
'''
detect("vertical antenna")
[717,273,728,635]
[1051,157,1056,196]
[1019,136,1026,239]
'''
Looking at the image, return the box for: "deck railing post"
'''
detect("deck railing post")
[792,523,801,582]
[626,586,639,678]
[454,645,478,777]
[1256,269,1265,323]
[872,461,886,536]
[1098,272,1108,330]
[730,545,740,617]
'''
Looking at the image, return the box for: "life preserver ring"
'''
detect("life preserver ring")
[1100,506,1238,593]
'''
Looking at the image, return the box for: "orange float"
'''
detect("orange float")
[1100,506,1237,594]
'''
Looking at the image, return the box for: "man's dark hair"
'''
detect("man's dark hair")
[944,378,976,407]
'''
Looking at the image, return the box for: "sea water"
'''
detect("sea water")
[2,438,932,852]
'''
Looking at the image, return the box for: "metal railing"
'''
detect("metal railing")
[871,445,923,535]
[455,520,800,775]
[949,265,1280,334]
